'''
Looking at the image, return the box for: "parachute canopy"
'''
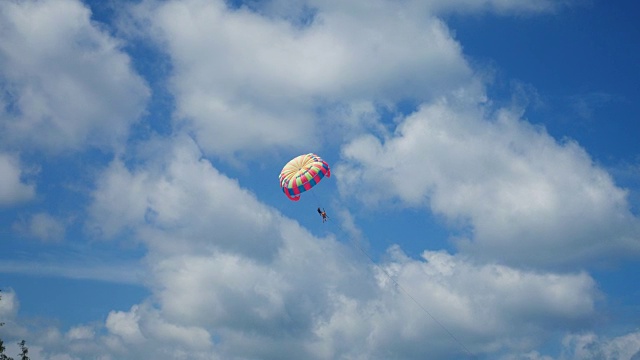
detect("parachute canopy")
[279,153,330,201]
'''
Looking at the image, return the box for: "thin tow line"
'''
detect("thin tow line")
[327,217,476,358]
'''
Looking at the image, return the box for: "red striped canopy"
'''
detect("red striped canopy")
[279,153,330,201]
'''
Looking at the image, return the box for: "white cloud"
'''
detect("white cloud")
[409,0,573,15]
[106,306,144,343]
[500,351,555,360]
[0,152,34,205]
[0,289,30,345]
[561,331,640,360]
[61,245,597,359]
[0,0,149,153]
[338,100,640,268]
[0,259,145,285]
[66,325,95,341]
[568,91,620,120]
[13,212,66,242]
[306,247,597,359]
[0,289,18,319]
[88,135,284,260]
[78,136,604,359]
[128,0,480,157]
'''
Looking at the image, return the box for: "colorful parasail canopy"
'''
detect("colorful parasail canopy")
[279,153,331,201]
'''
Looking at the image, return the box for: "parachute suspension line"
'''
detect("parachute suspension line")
[311,189,323,209]
[325,218,475,359]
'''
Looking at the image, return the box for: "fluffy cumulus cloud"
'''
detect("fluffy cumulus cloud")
[0,0,149,152]
[18,233,603,358]
[52,136,602,359]
[88,136,285,260]
[127,0,481,156]
[307,247,599,359]
[338,100,640,268]
[0,152,34,205]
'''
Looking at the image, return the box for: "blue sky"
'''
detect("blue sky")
[1,0,639,359]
